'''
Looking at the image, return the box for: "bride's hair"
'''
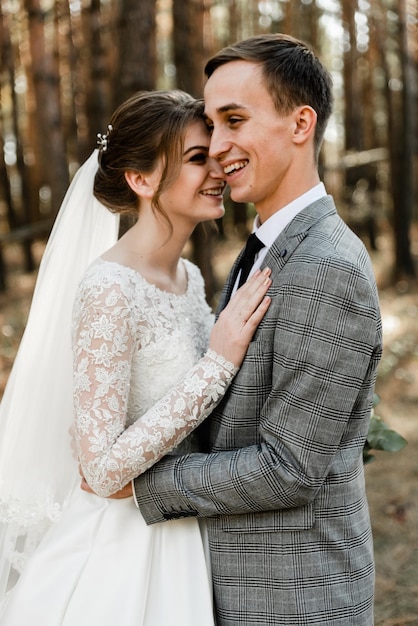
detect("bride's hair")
[94,90,205,227]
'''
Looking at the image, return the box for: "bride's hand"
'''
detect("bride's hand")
[209,268,271,368]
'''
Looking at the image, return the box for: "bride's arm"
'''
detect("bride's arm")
[73,270,271,498]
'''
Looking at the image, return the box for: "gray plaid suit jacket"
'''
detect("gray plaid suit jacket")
[134,196,382,625]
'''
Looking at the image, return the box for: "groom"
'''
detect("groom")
[127,35,382,624]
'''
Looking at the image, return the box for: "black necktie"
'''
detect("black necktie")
[236,233,264,288]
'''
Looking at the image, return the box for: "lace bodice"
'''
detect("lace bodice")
[72,258,237,497]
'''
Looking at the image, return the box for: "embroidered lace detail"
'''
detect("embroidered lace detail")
[0,496,62,528]
[205,348,239,375]
[72,259,236,497]
[0,493,66,579]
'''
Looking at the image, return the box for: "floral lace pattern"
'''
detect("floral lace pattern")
[72,259,237,498]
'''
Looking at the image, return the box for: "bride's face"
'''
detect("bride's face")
[158,121,226,228]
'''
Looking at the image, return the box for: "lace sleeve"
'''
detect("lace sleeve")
[72,278,237,497]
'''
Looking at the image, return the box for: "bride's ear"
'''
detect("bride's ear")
[124,170,156,200]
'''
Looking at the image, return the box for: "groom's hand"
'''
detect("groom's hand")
[79,465,133,499]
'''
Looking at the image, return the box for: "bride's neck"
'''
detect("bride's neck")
[102,217,190,294]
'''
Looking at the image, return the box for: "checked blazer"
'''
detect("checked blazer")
[134,196,382,626]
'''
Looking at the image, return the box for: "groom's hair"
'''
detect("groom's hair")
[205,33,333,158]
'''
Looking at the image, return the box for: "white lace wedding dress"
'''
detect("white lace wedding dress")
[0,258,237,626]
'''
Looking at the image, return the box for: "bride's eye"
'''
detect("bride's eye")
[189,152,207,164]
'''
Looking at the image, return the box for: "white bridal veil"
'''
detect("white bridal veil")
[0,151,119,602]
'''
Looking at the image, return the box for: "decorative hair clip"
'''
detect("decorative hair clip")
[96,124,113,152]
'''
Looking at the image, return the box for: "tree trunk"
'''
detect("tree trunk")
[391,0,415,278]
[83,0,113,154]
[114,0,157,108]
[0,5,21,232]
[373,1,415,280]
[172,0,218,303]
[24,0,69,217]
[172,0,206,97]
[342,0,363,152]
[0,3,36,273]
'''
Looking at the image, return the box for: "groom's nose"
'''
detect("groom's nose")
[209,126,231,162]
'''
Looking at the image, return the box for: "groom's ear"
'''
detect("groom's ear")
[292,105,317,145]
[124,170,158,200]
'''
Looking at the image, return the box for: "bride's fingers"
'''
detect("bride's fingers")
[239,267,272,293]
[243,274,271,311]
[210,269,272,366]
[228,268,272,313]
[241,295,271,330]
[232,269,272,323]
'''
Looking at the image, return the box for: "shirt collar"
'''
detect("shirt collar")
[253,182,327,247]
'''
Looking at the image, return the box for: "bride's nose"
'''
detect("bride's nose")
[208,158,225,179]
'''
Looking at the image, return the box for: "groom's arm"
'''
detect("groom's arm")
[133,255,381,525]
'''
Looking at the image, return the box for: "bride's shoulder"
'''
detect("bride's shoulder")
[76,257,136,301]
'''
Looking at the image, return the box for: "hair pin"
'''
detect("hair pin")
[96,124,113,152]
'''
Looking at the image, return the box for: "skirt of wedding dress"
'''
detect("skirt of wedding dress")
[0,487,214,626]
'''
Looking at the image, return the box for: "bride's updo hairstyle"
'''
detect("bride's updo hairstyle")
[94,90,205,225]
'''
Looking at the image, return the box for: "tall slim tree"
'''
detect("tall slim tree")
[0,3,38,274]
[114,0,157,108]
[82,0,113,157]
[172,0,218,303]
[24,0,69,216]
[372,1,415,279]
[342,0,363,152]
[172,0,206,97]
[391,0,415,278]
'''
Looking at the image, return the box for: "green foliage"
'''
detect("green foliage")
[363,395,408,464]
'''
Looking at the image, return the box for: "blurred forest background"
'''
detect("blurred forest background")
[0,0,417,624]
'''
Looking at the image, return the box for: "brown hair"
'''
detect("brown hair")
[94,90,205,227]
[205,34,333,159]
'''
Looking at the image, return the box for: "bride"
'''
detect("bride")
[0,90,271,625]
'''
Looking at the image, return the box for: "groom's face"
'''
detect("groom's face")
[204,60,296,219]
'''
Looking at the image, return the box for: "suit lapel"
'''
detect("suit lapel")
[259,196,337,277]
[218,196,337,314]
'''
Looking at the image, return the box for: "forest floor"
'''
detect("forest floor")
[0,221,417,625]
